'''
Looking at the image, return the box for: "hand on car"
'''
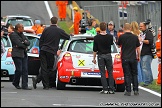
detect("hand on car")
[92,59,96,64]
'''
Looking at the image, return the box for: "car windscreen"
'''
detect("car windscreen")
[25,36,38,51]
[7,19,32,26]
[1,36,11,47]
[68,39,118,54]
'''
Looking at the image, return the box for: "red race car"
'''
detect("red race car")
[56,34,125,92]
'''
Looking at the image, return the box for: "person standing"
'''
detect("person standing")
[106,21,118,43]
[10,23,31,90]
[8,24,15,35]
[31,20,44,35]
[1,30,6,88]
[156,26,161,85]
[86,19,97,35]
[32,16,70,90]
[139,22,154,86]
[130,21,143,84]
[117,23,140,96]
[56,1,68,21]
[93,22,115,94]
[73,7,81,35]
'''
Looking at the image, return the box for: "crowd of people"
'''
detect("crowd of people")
[1,2,161,97]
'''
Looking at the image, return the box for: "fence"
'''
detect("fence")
[77,1,161,35]
[127,1,161,37]
[83,4,120,30]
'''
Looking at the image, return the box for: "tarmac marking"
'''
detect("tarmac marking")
[139,86,161,97]
[53,104,98,107]
[1,92,17,94]
[44,1,53,19]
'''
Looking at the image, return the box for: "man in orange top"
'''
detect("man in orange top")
[56,1,68,21]
[156,26,161,85]
[73,7,81,34]
[31,20,44,35]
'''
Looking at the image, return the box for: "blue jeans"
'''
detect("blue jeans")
[137,62,143,83]
[140,55,153,85]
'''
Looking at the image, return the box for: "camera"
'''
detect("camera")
[1,25,8,37]
[145,19,151,25]
[144,19,157,59]
[151,43,157,59]
[79,12,89,34]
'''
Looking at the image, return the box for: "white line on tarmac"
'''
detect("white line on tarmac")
[53,104,99,107]
[1,92,17,94]
[138,86,161,97]
[44,1,53,19]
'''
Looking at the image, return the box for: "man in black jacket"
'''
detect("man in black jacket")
[10,23,31,90]
[32,16,70,90]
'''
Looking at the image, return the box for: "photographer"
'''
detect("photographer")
[139,21,154,86]
[79,12,89,34]
[1,29,6,88]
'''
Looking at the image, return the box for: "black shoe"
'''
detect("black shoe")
[12,83,21,89]
[32,77,37,89]
[43,87,49,90]
[134,91,139,95]
[109,90,115,94]
[124,91,131,96]
[22,87,32,90]
[99,90,109,94]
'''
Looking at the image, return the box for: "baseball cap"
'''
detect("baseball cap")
[35,20,41,24]
[73,7,78,10]
[108,21,114,25]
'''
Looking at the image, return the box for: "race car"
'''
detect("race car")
[56,34,125,92]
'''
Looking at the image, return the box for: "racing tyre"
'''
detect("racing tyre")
[56,71,66,90]
[9,75,14,82]
[116,84,125,92]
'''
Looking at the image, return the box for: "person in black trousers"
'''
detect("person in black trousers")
[32,16,70,90]
[117,23,140,96]
[92,22,115,94]
[10,23,31,90]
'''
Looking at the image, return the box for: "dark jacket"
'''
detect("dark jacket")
[106,29,118,42]
[9,31,30,58]
[39,25,70,55]
[141,30,154,56]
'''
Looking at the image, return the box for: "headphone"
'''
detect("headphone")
[88,19,94,26]
[107,21,115,28]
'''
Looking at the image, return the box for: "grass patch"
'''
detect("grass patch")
[58,21,71,34]
[139,80,161,93]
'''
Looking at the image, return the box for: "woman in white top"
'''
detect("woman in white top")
[130,21,143,84]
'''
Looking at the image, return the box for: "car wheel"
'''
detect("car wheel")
[55,71,66,90]
[116,83,125,92]
[9,75,14,82]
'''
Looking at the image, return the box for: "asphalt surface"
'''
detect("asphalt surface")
[1,1,161,107]
[1,1,57,25]
[1,77,161,107]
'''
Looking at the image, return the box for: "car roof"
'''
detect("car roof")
[23,33,40,38]
[5,15,32,19]
[70,34,95,40]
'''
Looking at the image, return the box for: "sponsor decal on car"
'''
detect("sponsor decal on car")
[81,72,101,78]
[78,60,85,66]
